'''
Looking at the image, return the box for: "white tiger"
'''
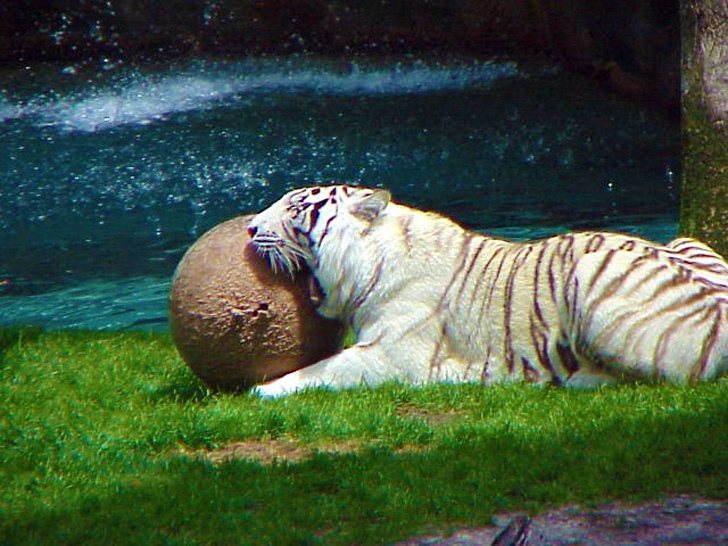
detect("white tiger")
[247,185,728,397]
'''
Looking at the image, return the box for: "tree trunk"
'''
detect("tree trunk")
[680,1,728,257]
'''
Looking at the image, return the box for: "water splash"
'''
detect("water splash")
[42,75,239,131]
[0,96,23,122]
[6,58,520,132]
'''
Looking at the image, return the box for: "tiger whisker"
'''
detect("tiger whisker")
[252,236,309,276]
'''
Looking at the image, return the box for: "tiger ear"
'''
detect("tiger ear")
[349,189,391,222]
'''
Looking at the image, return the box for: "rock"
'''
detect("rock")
[169,215,344,391]
[396,495,728,545]
[694,1,728,122]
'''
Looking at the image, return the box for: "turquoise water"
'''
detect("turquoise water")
[0,56,679,331]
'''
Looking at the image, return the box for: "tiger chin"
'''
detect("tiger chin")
[247,185,728,398]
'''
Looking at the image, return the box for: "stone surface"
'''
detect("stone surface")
[695,1,728,122]
[680,1,728,258]
[398,495,728,545]
[169,215,343,390]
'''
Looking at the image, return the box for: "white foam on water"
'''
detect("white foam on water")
[41,74,240,132]
[5,59,521,132]
[0,96,23,122]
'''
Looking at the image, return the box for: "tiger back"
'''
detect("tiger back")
[248,185,728,397]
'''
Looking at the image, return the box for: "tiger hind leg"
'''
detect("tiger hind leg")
[568,249,728,383]
[666,237,728,284]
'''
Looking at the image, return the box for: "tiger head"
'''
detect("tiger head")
[247,185,391,275]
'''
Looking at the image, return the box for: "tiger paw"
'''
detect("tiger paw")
[251,373,336,398]
[250,382,289,399]
[251,377,310,398]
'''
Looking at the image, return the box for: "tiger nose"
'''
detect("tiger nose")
[247,225,258,238]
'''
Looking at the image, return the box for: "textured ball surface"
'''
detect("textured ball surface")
[169,215,344,390]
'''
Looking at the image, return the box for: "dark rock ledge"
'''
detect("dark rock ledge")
[397,495,728,545]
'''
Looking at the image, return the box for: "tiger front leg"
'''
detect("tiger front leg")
[251,343,396,398]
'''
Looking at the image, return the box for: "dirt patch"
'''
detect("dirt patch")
[397,495,728,545]
[179,438,427,465]
[180,438,357,464]
[177,406,460,465]
[395,404,466,425]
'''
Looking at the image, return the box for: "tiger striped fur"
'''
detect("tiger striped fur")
[248,185,728,397]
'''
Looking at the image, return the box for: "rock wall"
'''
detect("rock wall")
[0,1,678,107]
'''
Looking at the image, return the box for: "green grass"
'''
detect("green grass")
[1,327,727,545]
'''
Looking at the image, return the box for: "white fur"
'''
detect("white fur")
[248,186,728,397]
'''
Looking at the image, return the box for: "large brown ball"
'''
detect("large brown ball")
[169,215,344,391]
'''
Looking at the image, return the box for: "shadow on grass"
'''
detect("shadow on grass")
[150,372,213,403]
[151,365,259,403]
[2,396,727,546]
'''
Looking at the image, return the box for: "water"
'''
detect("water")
[0,56,679,331]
